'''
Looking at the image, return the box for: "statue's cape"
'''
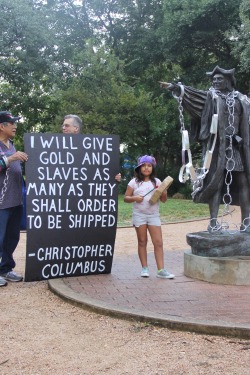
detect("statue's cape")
[181,86,250,204]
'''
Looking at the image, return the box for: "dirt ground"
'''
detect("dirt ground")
[1,214,250,375]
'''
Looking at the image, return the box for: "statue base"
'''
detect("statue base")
[184,231,250,285]
[186,231,250,257]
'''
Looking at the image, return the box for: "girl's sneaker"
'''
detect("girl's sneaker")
[140,267,149,277]
[157,269,175,279]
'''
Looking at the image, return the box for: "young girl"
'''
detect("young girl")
[124,155,174,279]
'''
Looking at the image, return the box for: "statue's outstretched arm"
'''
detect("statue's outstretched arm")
[159,81,181,97]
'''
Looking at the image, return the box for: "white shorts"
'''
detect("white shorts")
[132,212,161,227]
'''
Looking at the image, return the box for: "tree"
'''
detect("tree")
[0,0,249,195]
[161,0,242,85]
[0,0,60,131]
[230,0,250,91]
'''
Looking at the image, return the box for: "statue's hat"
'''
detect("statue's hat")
[206,66,236,87]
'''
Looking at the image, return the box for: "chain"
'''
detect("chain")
[176,89,209,192]
[0,167,10,205]
[191,169,207,198]
[222,91,237,215]
[208,90,239,233]
[178,97,185,131]
[175,86,247,233]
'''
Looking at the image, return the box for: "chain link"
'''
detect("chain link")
[0,167,9,205]
[191,169,208,199]
[222,91,237,211]
[178,97,185,131]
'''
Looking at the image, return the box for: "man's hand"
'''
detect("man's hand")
[115,173,121,182]
[7,151,28,163]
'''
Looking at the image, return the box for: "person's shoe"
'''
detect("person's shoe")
[140,267,149,277]
[156,269,175,279]
[1,271,23,282]
[0,276,7,286]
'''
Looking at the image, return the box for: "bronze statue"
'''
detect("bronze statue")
[160,66,250,232]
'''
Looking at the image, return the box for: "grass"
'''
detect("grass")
[117,195,211,227]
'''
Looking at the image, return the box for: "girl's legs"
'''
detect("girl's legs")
[135,224,148,268]
[148,225,164,270]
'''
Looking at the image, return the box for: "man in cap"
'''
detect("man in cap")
[160,66,250,232]
[0,111,28,286]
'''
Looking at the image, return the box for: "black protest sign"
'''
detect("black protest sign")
[24,134,120,282]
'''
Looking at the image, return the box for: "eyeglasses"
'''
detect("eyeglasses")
[62,124,76,127]
[1,122,17,127]
[61,124,78,129]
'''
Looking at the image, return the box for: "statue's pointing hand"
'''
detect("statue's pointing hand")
[159,81,173,89]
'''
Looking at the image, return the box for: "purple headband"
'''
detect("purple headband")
[135,155,156,171]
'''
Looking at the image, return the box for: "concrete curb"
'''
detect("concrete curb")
[48,278,250,339]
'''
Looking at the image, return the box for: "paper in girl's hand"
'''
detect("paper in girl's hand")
[149,176,173,204]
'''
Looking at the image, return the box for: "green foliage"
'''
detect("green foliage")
[52,43,182,175]
[230,0,250,92]
[0,0,249,180]
[0,0,60,130]
[117,195,210,226]
[161,0,242,84]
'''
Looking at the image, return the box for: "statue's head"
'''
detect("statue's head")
[206,66,236,92]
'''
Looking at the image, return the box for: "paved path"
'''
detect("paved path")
[48,207,250,338]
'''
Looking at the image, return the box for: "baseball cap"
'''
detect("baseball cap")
[135,155,157,171]
[0,111,21,124]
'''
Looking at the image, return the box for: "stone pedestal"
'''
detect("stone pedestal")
[184,231,250,285]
